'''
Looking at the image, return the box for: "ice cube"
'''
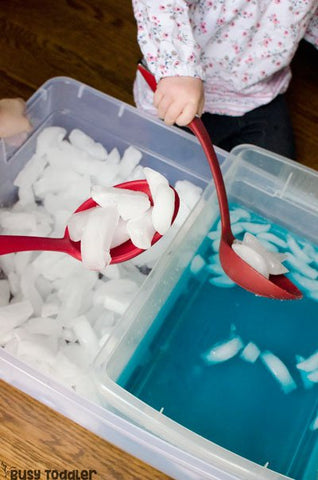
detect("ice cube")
[13,328,57,361]
[0,211,37,233]
[203,336,244,364]
[256,232,288,249]
[208,276,235,288]
[106,147,121,165]
[242,233,288,275]
[240,222,271,234]
[17,185,36,207]
[260,350,297,394]
[20,265,43,316]
[33,167,86,197]
[80,205,119,270]
[91,185,150,221]
[60,341,94,370]
[36,126,67,157]
[152,184,175,235]
[206,263,225,275]
[286,234,312,263]
[25,316,61,337]
[240,342,261,363]
[67,207,96,242]
[0,300,34,339]
[143,167,169,200]
[229,207,251,223]
[308,369,318,383]
[127,209,156,249]
[285,253,318,280]
[41,301,59,317]
[117,146,142,179]
[71,315,99,357]
[93,278,138,314]
[232,241,270,278]
[110,218,130,248]
[14,153,47,188]
[175,180,202,210]
[291,271,318,291]
[190,255,205,275]
[69,129,107,160]
[296,350,318,372]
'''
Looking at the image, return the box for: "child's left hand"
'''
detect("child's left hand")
[0,98,32,138]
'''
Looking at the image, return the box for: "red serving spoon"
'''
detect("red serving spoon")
[138,63,302,299]
[0,180,180,264]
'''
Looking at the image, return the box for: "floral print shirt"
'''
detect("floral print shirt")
[132,0,318,115]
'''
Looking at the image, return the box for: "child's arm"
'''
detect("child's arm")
[133,0,205,125]
[0,98,31,138]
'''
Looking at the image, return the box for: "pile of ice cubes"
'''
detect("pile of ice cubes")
[0,127,202,402]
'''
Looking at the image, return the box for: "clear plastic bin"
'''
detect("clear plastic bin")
[94,145,318,480]
[0,77,234,480]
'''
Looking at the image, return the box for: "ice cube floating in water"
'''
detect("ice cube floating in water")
[194,204,318,396]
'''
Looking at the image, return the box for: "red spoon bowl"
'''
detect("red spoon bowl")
[0,180,180,265]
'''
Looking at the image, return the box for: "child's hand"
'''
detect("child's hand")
[0,98,32,138]
[153,76,204,127]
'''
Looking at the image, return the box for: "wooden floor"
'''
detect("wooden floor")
[0,2,317,479]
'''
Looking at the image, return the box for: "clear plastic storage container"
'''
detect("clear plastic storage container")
[0,78,317,480]
[0,77,233,480]
[95,146,318,480]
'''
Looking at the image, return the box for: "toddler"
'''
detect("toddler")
[132,0,318,159]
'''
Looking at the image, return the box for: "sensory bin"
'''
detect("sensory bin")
[96,146,318,480]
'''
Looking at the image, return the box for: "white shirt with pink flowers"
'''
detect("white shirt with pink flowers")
[132,0,318,116]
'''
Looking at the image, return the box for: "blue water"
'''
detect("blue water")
[118,207,318,478]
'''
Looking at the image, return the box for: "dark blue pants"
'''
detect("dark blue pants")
[200,94,296,160]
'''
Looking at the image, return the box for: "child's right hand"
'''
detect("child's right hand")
[153,76,204,127]
[0,98,32,138]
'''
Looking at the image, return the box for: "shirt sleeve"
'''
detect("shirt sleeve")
[132,0,205,81]
[304,6,318,48]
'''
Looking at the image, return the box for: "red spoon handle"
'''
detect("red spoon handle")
[0,235,71,255]
[188,117,233,241]
[138,63,233,241]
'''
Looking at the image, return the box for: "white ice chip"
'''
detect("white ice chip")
[232,242,270,278]
[143,167,169,200]
[260,351,297,394]
[296,350,318,372]
[80,206,119,271]
[67,208,96,242]
[232,233,288,278]
[69,129,107,160]
[203,336,244,364]
[91,185,150,221]
[152,184,175,235]
[36,126,67,156]
[127,209,156,250]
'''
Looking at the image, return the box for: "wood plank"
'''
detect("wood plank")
[0,380,171,479]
